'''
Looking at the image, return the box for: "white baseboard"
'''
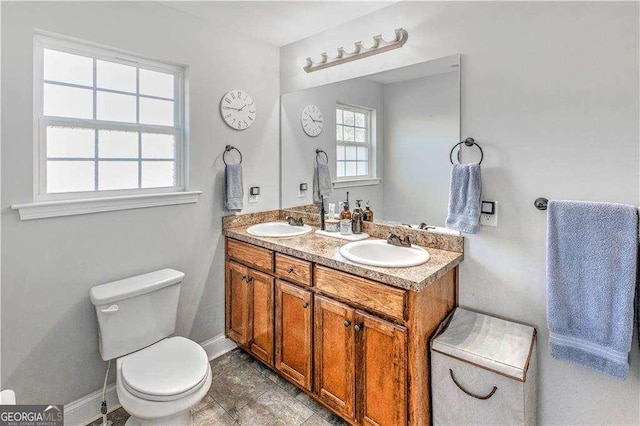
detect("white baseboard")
[200,333,237,361]
[64,334,236,426]
[64,383,119,426]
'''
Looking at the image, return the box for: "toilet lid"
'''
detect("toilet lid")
[121,336,209,401]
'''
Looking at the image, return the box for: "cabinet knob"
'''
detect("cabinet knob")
[354,324,363,332]
[246,277,254,284]
[241,276,247,282]
[287,267,294,273]
[344,320,351,327]
[302,302,310,308]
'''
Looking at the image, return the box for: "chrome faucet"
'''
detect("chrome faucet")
[285,216,304,226]
[387,233,412,248]
[418,222,436,230]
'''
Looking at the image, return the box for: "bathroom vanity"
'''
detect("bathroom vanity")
[223,211,463,425]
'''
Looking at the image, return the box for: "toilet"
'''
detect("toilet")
[90,269,211,426]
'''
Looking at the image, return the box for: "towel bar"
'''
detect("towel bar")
[450,137,483,165]
[223,145,243,165]
[316,149,329,165]
[534,198,549,211]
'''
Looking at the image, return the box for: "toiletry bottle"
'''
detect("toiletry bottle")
[364,201,374,222]
[340,194,352,235]
[328,203,336,219]
[352,200,364,234]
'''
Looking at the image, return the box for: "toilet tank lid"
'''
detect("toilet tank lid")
[90,269,185,306]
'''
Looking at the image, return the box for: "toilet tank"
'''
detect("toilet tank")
[90,269,185,361]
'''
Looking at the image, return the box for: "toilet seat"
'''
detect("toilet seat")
[120,336,209,402]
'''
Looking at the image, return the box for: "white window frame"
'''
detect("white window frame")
[334,103,379,188]
[12,32,200,220]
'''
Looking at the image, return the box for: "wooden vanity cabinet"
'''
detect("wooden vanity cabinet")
[275,279,313,390]
[225,237,458,425]
[225,260,275,364]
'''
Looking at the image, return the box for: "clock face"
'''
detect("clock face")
[220,90,256,130]
[301,104,323,137]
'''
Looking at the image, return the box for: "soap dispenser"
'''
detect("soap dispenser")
[364,201,374,222]
[352,200,364,234]
[340,192,352,235]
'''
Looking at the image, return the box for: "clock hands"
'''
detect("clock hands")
[305,112,322,123]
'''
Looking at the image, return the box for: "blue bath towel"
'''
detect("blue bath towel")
[445,163,482,234]
[547,200,638,379]
[224,163,244,211]
[313,163,332,204]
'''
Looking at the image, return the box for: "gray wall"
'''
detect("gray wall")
[1,2,280,404]
[281,77,384,211]
[382,71,459,225]
[281,2,639,424]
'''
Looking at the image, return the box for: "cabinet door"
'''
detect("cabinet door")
[249,269,275,365]
[314,296,356,421]
[356,311,408,426]
[275,279,313,390]
[226,261,251,346]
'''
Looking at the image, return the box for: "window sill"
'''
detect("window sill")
[11,190,202,220]
[332,178,381,189]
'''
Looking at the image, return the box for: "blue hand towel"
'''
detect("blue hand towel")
[445,163,482,234]
[224,163,244,211]
[547,200,638,379]
[313,162,332,204]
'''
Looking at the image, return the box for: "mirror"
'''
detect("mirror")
[280,54,461,230]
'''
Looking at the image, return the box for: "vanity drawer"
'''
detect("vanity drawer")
[227,239,274,273]
[275,254,312,287]
[314,265,406,321]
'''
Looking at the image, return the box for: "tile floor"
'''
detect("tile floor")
[89,348,347,426]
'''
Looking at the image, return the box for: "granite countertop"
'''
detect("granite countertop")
[224,225,463,292]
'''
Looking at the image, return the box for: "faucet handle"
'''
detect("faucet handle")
[402,236,411,247]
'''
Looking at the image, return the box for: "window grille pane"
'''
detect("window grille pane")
[44,49,93,86]
[336,109,343,124]
[142,133,175,159]
[336,146,345,161]
[139,98,174,126]
[355,128,365,143]
[98,130,138,158]
[141,161,175,188]
[357,161,368,176]
[345,162,357,176]
[97,91,136,123]
[47,161,95,193]
[336,125,343,141]
[139,69,174,99]
[346,146,357,161]
[343,111,354,126]
[98,161,138,190]
[357,146,368,161]
[336,161,346,177]
[47,127,95,158]
[343,127,354,142]
[97,60,136,93]
[44,84,93,119]
[355,113,365,127]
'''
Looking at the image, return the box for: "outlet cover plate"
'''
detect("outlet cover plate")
[480,201,498,227]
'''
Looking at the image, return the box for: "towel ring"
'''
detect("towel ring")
[449,137,483,165]
[316,149,329,165]
[223,145,242,165]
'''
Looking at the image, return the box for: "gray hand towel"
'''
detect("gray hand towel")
[313,163,332,204]
[547,200,638,379]
[445,163,482,234]
[225,163,244,211]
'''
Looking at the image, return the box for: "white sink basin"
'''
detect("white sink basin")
[339,240,430,268]
[246,221,313,238]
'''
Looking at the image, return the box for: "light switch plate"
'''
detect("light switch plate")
[480,201,498,227]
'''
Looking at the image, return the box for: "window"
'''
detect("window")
[34,34,186,201]
[336,104,371,180]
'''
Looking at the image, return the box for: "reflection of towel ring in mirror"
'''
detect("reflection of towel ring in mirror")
[449,137,483,165]
[316,149,329,165]
[223,145,243,165]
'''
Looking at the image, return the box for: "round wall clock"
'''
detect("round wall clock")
[220,90,256,130]
[301,104,323,137]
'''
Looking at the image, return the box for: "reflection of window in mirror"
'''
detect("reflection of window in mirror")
[336,104,374,180]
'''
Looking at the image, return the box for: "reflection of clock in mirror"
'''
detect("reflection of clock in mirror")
[301,104,323,137]
[220,90,256,130]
